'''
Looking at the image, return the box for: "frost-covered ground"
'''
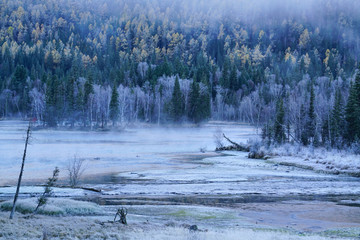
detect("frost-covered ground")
[262,143,360,176]
[0,210,335,240]
[1,120,360,239]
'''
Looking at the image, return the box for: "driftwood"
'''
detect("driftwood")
[114,207,127,224]
[215,134,250,152]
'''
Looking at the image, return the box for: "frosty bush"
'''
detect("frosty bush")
[213,127,224,148]
[350,141,360,155]
[67,156,86,187]
[248,139,262,153]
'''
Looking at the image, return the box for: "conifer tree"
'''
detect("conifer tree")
[83,78,94,126]
[308,83,316,138]
[330,89,345,147]
[109,85,119,126]
[198,90,211,123]
[170,76,184,121]
[345,74,360,143]
[11,65,27,94]
[273,98,286,144]
[66,75,76,127]
[45,75,57,127]
[220,58,230,89]
[188,80,200,123]
[302,83,317,145]
[229,65,238,91]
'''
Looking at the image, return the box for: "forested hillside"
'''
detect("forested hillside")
[1,0,360,147]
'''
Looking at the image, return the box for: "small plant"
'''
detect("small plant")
[67,155,86,187]
[34,167,59,214]
[199,147,207,153]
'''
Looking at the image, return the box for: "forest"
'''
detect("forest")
[1,0,360,148]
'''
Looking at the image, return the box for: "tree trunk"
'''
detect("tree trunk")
[10,122,31,219]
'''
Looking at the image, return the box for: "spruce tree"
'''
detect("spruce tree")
[170,76,184,121]
[109,85,119,126]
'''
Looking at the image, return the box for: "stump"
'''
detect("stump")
[114,207,128,225]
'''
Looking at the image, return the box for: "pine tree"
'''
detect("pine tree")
[66,75,76,127]
[198,90,211,122]
[220,58,230,89]
[229,65,238,91]
[273,98,286,144]
[308,83,316,138]
[83,78,94,126]
[345,74,360,143]
[170,76,184,121]
[75,84,84,123]
[11,65,27,94]
[302,83,317,145]
[109,85,119,126]
[45,75,57,127]
[330,89,345,147]
[188,80,200,123]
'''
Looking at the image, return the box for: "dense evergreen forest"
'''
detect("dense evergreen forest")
[1,0,360,148]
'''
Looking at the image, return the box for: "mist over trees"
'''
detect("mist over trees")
[0,0,360,147]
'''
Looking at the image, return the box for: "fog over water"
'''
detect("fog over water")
[0,120,255,185]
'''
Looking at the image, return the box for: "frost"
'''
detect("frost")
[0,198,103,216]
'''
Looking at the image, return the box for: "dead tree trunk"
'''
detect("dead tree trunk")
[223,134,241,148]
[216,134,250,152]
[10,122,31,219]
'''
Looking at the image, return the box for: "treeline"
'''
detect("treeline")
[41,72,211,127]
[0,0,360,145]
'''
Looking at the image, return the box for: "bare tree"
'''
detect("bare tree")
[10,121,31,219]
[67,156,86,187]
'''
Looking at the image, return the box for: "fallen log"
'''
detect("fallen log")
[215,134,250,152]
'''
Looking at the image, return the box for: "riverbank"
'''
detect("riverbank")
[256,144,360,177]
